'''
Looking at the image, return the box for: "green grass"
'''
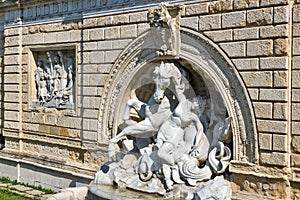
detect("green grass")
[0,188,34,200]
[0,176,55,198]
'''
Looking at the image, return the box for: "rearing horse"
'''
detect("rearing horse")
[109,62,185,148]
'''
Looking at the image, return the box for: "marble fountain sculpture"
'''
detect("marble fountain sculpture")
[91,3,233,200]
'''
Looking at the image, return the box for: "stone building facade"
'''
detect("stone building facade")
[0,0,299,199]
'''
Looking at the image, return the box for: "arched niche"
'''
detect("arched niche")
[98,27,258,163]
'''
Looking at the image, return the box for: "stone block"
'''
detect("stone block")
[273,134,288,152]
[260,57,288,70]
[32,112,45,124]
[89,51,104,64]
[273,103,288,120]
[247,8,273,25]
[82,87,97,96]
[70,30,81,42]
[259,133,272,150]
[293,38,300,55]
[247,40,273,56]
[4,55,19,65]
[219,41,246,57]
[233,27,259,40]
[50,126,60,136]
[181,17,198,30]
[260,25,288,38]
[292,121,300,135]
[199,14,221,31]
[82,131,97,141]
[83,42,97,51]
[89,28,104,41]
[56,32,70,43]
[233,0,259,9]
[43,32,57,44]
[274,71,288,87]
[83,18,98,28]
[98,40,112,50]
[4,47,19,55]
[240,71,272,87]
[274,38,288,56]
[260,0,288,6]
[4,121,19,130]
[232,58,259,70]
[106,14,129,25]
[248,89,259,100]
[105,50,122,63]
[292,136,300,153]
[294,23,300,37]
[89,119,98,132]
[129,11,148,23]
[4,36,20,47]
[22,123,39,132]
[204,30,232,42]
[104,27,120,39]
[112,39,132,49]
[257,119,287,133]
[185,3,209,16]
[260,152,288,166]
[120,24,137,38]
[253,102,272,118]
[259,89,288,101]
[291,154,300,167]
[293,89,300,102]
[4,74,19,83]
[68,129,80,138]
[88,74,107,86]
[4,92,19,102]
[292,103,300,120]
[209,0,233,13]
[294,5,300,22]
[222,11,246,28]
[274,6,289,24]
[292,70,300,88]
[45,113,57,125]
[39,125,50,134]
[60,128,69,137]
[4,111,19,121]
[4,28,19,37]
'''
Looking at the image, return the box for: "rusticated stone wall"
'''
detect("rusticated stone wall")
[0,0,299,198]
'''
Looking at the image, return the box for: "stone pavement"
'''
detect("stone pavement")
[0,181,54,199]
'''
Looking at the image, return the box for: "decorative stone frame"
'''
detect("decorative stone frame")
[28,45,77,110]
[98,28,258,164]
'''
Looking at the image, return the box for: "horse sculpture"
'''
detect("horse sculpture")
[98,61,232,196]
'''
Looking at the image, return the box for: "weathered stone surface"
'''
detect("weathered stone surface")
[247,40,273,56]
[199,14,221,30]
[293,4,300,22]
[273,134,288,152]
[233,27,259,40]
[260,57,288,70]
[274,71,288,87]
[247,8,273,25]
[240,71,272,87]
[291,154,300,167]
[204,30,232,42]
[219,41,246,57]
[260,152,288,166]
[274,38,288,56]
[292,70,300,88]
[273,103,288,120]
[292,136,300,153]
[253,102,272,118]
[222,11,246,28]
[181,17,198,30]
[292,103,300,120]
[260,0,288,6]
[185,3,209,15]
[257,119,287,133]
[259,89,288,101]
[259,133,272,150]
[104,27,120,39]
[233,0,259,9]
[260,25,288,38]
[120,24,137,38]
[274,6,289,24]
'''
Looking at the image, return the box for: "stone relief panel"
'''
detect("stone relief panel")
[31,49,76,109]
